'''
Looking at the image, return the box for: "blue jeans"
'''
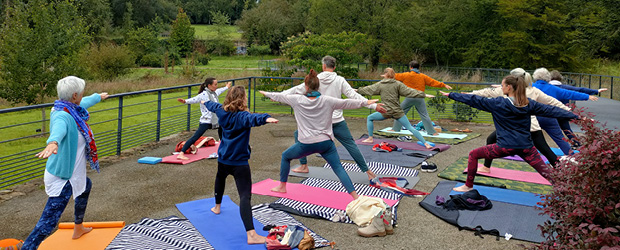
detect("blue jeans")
[295,120,369,172]
[367,112,427,143]
[280,140,356,193]
[22,178,92,250]
[537,116,571,155]
[393,97,435,133]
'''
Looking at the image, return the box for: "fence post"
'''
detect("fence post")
[253,78,256,113]
[116,96,123,155]
[248,78,253,112]
[156,90,162,142]
[611,77,614,100]
[40,107,46,136]
[186,86,191,131]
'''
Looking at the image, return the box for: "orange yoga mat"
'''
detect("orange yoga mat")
[38,221,125,250]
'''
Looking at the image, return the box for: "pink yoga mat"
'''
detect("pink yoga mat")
[463,163,551,185]
[252,179,399,210]
[161,143,219,165]
[355,135,451,152]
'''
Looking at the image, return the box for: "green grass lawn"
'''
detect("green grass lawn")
[192,24,242,40]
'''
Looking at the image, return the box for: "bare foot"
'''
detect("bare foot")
[424,143,433,149]
[453,185,473,192]
[247,230,266,244]
[271,183,287,193]
[432,133,439,136]
[177,153,189,160]
[477,166,491,173]
[350,191,360,200]
[292,164,309,173]
[211,204,221,214]
[362,137,374,143]
[72,224,92,239]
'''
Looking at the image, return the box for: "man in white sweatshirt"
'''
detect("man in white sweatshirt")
[281,56,385,179]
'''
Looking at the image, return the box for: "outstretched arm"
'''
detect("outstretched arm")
[532,88,570,111]
[80,93,106,109]
[529,100,579,120]
[469,87,503,98]
[441,91,496,113]
[280,82,306,95]
[556,84,600,96]
[357,83,381,96]
[398,83,426,98]
[340,80,378,111]
[259,91,296,107]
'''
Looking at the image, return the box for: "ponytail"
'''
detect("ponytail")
[504,75,529,107]
[199,77,217,93]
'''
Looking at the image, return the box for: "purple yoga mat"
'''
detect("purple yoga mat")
[503,154,549,163]
[356,135,451,152]
[463,163,551,185]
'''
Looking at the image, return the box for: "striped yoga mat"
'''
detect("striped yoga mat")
[106,217,213,250]
[323,161,419,177]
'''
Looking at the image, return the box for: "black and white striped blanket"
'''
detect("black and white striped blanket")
[323,161,419,177]
[272,177,402,224]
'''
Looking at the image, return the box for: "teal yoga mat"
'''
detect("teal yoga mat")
[379,127,468,139]
[176,195,268,250]
[450,184,543,207]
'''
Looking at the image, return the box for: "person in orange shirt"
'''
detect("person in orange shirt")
[392,60,452,135]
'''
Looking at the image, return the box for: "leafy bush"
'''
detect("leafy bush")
[125,26,160,62]
[257,66,298,93]
[452,102,479,122]
[247,45,271,56]
[81,43,136,80]
[139,53,162,67]
[195,53,211,66]
[532,108,620,249]
[205,39,236,56]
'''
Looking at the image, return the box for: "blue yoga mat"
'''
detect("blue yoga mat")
[450,184,543,207]
[550,147,579,156]
[176,195,269,250]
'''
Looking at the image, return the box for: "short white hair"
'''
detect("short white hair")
[510,68,533,86]
[57,76,85,101]
[532,68,551,82]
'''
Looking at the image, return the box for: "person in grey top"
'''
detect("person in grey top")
[261,69,378,199]
[176,78,230,160]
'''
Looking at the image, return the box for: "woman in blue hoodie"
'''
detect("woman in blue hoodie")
[441,75,579,192]
[202,86,278,245]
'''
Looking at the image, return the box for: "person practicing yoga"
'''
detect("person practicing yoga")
[202,85,278,245]
[260,69,379,199]
[532,67,598,155]
[23,76,109,250]
[467,68,571,167]
[281,56,383,179]
[392,60,452,135]
[176,78,231,160]
[357,68,435,149]
[442,75,579,192]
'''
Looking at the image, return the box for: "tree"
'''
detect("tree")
[125,26,160,62]
[169,8,195,55]
[0,0,90,104]
[237,0,308,52]
[77,0,113,35]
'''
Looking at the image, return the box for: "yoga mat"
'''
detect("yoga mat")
[161,143,219,165]
[288,165,420,188]
[38,221,125,250]
[378,127,468,139]
[252,179,399,209]
[374,129,481,145]
[58,221,125,229]
[463,163,551,185]
[107,216,214,250]
[438,157,552,194]
[324,161,419,177]
[176,195,268,250]
[420,181,550,243]
[270,178,402,224]
[450,184,543,207]
[335,145,434,168]
[503,154,549,164]
[356,134,451,152]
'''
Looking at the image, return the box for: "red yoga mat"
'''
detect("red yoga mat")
[160,142,219,165]
[463,163,551,185]
[252,179,399,210]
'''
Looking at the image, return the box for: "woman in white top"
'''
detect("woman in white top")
[261,69,378,199]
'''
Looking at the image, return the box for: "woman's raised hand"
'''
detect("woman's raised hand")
[439,91,450,97]
[266,118,279,123]
[367,99,379,105]
[100,92,109,100]
[226,82,232,89]
[426,94,435,98]
[589,95,599,101]
[178,98,186,103]
[36,142,58,159]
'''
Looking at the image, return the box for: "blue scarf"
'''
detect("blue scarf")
[53,100,99,173]
[411,68,420,73]
[306,91,321,97]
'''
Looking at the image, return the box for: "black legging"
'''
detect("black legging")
[181,124,223,152]
[214,161,254,231]
[483,130,558,167]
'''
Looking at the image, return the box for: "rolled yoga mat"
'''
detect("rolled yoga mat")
[252,179,399,210]
[420,181,550,243]
[288,165,420,188]
[450,183,543,207]
[463,163,551,185]
[38,221,125,250]
[355,135,451,152]
[161,143,219,165]
[176,195,268,250]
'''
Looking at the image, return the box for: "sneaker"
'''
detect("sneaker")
[357,213,387,237]
[420,161,437,173]
[397,136,411,142]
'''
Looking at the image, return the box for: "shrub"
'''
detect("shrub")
[139,53,162,67]
[81,43,136,80]
[247,45,271,56]
[195,53,210,66]
[532,107,620,249]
